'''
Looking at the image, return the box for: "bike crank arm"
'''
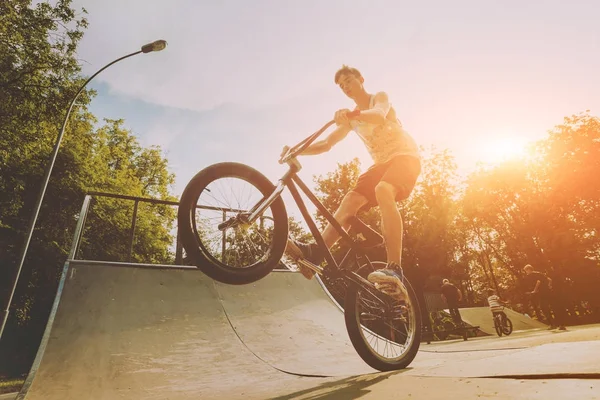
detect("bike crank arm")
[296,258,324,275]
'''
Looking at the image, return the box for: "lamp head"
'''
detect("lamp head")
[141,40,167,53]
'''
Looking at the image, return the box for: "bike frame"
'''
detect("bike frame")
[243,121,396,304]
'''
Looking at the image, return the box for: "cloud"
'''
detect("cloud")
[75,0,600,203]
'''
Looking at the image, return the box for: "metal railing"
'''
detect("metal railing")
[71,191,288,269]
[70,192,183,263]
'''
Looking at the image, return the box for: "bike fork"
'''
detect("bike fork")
[247,179,286,223]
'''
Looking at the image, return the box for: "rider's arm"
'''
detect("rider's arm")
[532,280,541,294]
[349,91,391,125]
[299,125,352,156]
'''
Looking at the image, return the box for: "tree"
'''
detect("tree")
[0,1,177,376]
[312,157,380,248]
[311,150,464,285]
[400,148,463,290]
[460,112,600,314]
[76,120,177,264]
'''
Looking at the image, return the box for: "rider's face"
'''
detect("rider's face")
[338,73,363,98]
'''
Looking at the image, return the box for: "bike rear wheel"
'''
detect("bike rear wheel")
[178,162,288,284]
[344,262,422,371]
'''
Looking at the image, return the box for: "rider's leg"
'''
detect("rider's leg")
[374,181,403,265]
[321,191,369,248]
[366,156,421,300]
[286,191,367,268]
[366,182,408,299]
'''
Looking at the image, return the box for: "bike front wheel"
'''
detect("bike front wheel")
[494,317,503,337]
[502,317,513,336]
[178,162,288,285]
[344,262,422,371]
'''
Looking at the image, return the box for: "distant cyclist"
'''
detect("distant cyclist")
[486,288,507,322]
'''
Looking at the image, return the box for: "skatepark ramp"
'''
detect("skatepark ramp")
[12,192,600,399]
[15,260,377,400]
[459,307,547,335]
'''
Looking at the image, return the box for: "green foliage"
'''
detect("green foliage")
[310,116,600,314]
[461,112,600,308]
[75,119,176,263]
[400,147,462,285]
[0,0,176,377]
[311,150,463,290]
[312,157,380,253]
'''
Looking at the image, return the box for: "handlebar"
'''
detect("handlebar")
[278,120,336,164]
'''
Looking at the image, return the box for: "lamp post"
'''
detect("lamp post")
[0,40,168,341]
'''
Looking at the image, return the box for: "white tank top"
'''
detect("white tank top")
[349,94,420,165]
[487,295,503,312]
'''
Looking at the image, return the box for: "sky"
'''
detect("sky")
[68,0,599,205]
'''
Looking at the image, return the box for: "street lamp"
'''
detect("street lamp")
[0,40,168,341]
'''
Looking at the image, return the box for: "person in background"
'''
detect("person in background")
[523,264,566,330]
[441,278,463,326]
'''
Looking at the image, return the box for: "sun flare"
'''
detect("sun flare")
[477,134,528,164]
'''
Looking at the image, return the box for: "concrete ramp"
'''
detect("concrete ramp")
[215,272,375,377]
[458,307,547,335]
[18,259,599,399]
[16,260,371,400]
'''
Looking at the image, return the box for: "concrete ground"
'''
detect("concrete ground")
[12,261,600,399]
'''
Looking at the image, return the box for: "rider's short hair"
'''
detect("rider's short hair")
[334,65,363,84]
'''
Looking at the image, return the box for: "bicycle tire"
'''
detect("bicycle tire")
[502,317,513,336]
[178,162,288,285]
[344,263,422,371]
[494,316,503,337]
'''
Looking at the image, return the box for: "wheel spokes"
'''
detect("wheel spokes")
[194,177,277,268]
[355,287,416,361]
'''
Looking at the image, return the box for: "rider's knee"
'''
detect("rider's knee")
[341,191,367,215]
[374,182,397,204]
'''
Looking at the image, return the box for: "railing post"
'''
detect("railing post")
[222,210,226,260]
[128,200,139,262]
[175,237,183,265]
[73,196,93,260]
[68,195,93,260]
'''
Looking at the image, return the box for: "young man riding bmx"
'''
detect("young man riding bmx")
[282,65,421,301]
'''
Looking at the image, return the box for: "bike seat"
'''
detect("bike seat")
[347,216,384,249]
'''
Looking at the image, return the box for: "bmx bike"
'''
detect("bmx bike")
[177,119,422,371]
[493,307,513,337]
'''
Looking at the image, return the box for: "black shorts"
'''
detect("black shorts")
[352,155,421,209]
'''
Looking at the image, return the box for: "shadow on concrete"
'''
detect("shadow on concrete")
[269,370,407,400]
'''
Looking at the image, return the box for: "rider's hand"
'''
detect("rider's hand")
[334,109,351,126]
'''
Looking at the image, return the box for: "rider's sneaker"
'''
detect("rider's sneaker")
[367,263,409,302]
[285,239,325,280]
